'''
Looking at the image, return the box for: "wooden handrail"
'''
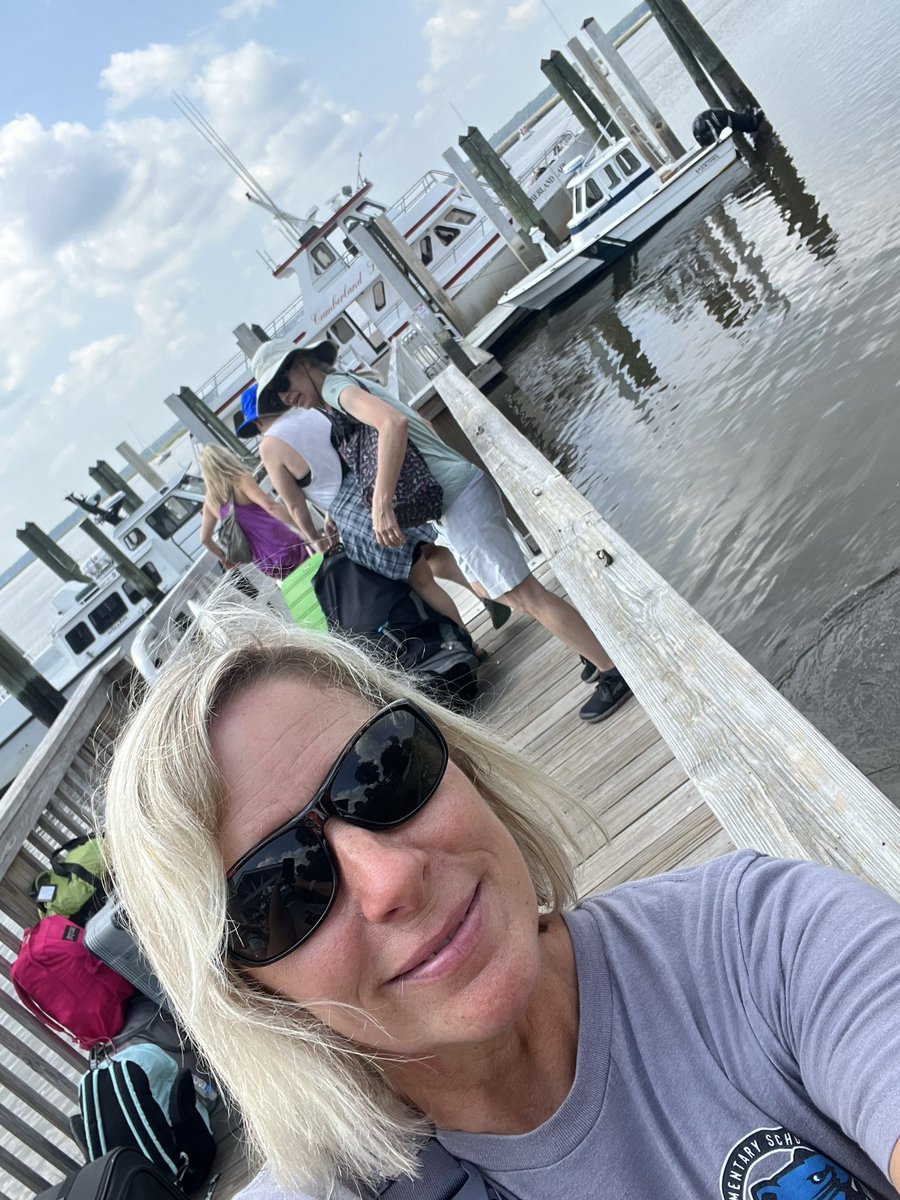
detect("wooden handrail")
[435,363,900,896]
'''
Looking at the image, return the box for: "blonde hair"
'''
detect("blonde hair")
[104,600,580,1193]
[198,444,252,511]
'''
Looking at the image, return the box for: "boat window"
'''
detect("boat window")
[573,185,585,217]
[434,224,460,246]
[123,528,147,550]
[358,201,386,218]
[373,281,386,310]
[310,243,337,275]
[585,179,604,208]
[178,475,206,498]
[88,593,128,634]
[146,496,201,539]
[616,148,641,176]
[330,317,355,345]
[64,622,95,656]
[444,207,476,226]
[420,236,434,266]
[604,164,622,188]
[123,562,162,604]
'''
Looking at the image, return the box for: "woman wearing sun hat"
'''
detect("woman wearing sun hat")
[235,378,501,640]
[251,337,632,724]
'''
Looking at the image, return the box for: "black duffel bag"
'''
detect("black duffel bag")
[36,1148,189,1200]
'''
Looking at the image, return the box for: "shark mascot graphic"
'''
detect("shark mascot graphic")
[720,1129,876,1199]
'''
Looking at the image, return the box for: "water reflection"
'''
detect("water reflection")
[749,133,838,261]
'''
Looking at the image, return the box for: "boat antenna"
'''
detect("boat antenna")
[171,92,309,244]
[538,0,569,38]
[356,152,365,189]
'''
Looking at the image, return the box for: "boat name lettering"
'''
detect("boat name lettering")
[313,264,374,326]
[529,170,557,201]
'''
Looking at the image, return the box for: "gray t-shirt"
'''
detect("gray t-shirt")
[440,851,900,1198]
[319,373,479,511]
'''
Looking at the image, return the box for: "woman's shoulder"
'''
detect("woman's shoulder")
[234,1164,362,1200]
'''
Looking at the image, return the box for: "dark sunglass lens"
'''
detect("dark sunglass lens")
[227,832,335,964]
[331,708,446,826]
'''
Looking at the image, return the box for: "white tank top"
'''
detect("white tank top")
[264,408,344,511]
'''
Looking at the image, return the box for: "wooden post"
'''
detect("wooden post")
[443,147,546,271]
[567,38,666,167]
[540,53,609,148]
[173,387,258,465]
[643,0,760,110]
[649,3,722,109]
[459,127,563,251]
[434,364,900,897]
[371,215,472,336]
[78,520,165,605]
[115,442,164,490]
[233,322,265,357]
[15,523,91,584]
[88,462,141,513]
[347,222,473,374]
[582,17,687,159]
[0,633,67,725]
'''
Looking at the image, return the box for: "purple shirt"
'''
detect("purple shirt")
[223,501,308,578]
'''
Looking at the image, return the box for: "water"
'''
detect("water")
[490,0,900,799]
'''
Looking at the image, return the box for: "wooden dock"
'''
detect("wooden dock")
[1,364,898,1200]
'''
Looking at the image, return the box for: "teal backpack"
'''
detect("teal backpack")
[32,835,109,926]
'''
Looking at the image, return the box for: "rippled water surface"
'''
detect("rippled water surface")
[491,0,900,799]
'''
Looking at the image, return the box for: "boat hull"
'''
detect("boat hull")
[501,134,739,312]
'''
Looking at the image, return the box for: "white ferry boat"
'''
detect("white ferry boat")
[0,472,208,791]
[500,129,739,311]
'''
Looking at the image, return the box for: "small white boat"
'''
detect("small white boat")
[500,130,739,311]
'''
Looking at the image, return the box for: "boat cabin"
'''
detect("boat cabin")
[563,138,657,237]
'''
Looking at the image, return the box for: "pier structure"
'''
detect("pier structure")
[0,369,897,1197]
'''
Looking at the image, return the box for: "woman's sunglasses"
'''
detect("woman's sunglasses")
[225,700,448,966]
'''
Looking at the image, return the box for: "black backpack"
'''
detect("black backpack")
[74,1052,216,1193]
[35,1147,189,1200]
[313,549,481,711]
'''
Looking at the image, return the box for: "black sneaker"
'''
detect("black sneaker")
[579,669,632,723]
[482,599,512,630]
[579,655,603,684]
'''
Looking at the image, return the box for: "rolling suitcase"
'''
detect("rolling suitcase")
[84,896,169,1009]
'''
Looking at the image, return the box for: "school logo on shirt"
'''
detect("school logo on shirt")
[719,1127,875,1199]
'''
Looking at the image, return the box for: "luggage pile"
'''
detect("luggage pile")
[12,836,218,1199]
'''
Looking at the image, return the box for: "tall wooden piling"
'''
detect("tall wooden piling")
[540,52,612,149]
[643,0,760,111]
[0,633,67,725]
[164,387,258,462]
[77,521,164,605]
[650,3,722,109]
[15,524,91,585]
[116,442,164,490]
[88,461,142,513]
[459,127,563,251]
[348,221,473,373]
[371,215,472,336]
[566,38,666,168]
[443,146,546,271]
[582,18,687,159]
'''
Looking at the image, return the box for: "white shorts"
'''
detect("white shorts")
[435,472,531,600]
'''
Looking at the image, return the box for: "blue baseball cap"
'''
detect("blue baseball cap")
[234,382,288,438]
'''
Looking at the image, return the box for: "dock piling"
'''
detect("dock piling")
[115,442,165,490]
[642,0,761,111]
[0,632,67,725]
[459,127,563,251]
[163,387,258,464]
[582,17,687,159]
[443,146,546,271]
[540,52,613,149]
[15,523,92,585]
[566,38,667,167]
[77,520,165,606]
[87,462,141,513]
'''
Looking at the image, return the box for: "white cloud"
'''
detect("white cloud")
[220,0,276,19]
[100,44,197,112]
[418,3,492,93]
[48,444,79,476]
[50,335,129,398]
[505,0,539,28]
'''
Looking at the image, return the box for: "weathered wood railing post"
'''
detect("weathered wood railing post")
[434,364,900,897]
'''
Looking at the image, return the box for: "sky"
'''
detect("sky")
[0,0,632,569]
